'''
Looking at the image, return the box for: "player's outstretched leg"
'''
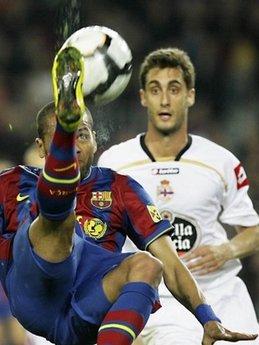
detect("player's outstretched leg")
[37,47,84,221]
[97,252,163,345]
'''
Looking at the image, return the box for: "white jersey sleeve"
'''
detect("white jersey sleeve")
[219,151,259,227]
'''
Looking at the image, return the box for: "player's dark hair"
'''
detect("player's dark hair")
[36,101,55,139]
[36,101,94,139]
[139,48,195,90]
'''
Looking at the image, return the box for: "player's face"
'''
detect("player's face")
[75,120,97,178]
[140,67,195,135]
[36,113,97,179]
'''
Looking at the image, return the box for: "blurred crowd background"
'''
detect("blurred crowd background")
[0,0,258,323]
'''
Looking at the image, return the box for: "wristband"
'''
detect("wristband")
[194,304,221,325]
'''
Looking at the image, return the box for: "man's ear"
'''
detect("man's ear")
[139,89,147,107]
[187,88,195,108]
[35,138,47,158]
[92,131,97,154]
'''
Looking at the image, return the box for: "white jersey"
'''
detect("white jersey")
[98,134,259,293]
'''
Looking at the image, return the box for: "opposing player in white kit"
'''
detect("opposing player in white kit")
[98,47,259,344]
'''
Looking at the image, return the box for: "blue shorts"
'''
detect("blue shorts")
[0,283,11,320]
[5,219,132,345]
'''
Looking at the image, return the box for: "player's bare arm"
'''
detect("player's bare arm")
[183,225,259,275]
[148,234,258,344]
[148,235,205,310]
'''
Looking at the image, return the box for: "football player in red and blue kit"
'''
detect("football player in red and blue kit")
[0,46,257,345]
[0,47,166,345]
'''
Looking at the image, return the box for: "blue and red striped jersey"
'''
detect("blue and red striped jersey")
[76,166,172,252]
[0,165,172,276]
[0,165,39,284]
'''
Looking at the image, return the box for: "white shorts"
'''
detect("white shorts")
[141,277,259,345]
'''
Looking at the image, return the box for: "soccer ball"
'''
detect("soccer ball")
[61,26,132,106]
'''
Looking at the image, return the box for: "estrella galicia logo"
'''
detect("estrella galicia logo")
[160,210,200,256]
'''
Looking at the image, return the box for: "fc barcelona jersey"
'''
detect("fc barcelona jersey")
[76,166,171,252]
[0,165,172,282]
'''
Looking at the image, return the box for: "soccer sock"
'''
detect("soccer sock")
[97,282,158,345]
[37,121,80,220]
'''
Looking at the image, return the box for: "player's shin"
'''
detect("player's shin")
[37,123,80,220]
[97,282,159,345]
[37,47,84,221]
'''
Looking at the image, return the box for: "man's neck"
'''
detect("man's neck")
[80,166,92,181]
[144,127,189,160]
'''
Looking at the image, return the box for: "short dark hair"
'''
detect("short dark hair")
[36,101,55,139]
[36,101,94,139]
[139,48,195,90]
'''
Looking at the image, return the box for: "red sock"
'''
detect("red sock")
[97,282,158,345]
[37,121,80,220]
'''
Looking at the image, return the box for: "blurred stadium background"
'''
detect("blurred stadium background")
[0,0,258,321]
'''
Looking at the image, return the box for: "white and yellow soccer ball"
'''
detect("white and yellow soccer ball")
[61,25,132,106]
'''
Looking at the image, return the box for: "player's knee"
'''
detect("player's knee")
[129,252,163,287]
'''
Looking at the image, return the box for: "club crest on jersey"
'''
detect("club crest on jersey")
[83,218,107,239]
[157,180,174,201]
[147,205,162,223]
[91,191,112,209]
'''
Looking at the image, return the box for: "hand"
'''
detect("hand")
[182,244,231,275]
[202,321,258,344]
